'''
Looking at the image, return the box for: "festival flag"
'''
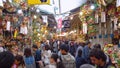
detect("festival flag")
[27,0,50,5]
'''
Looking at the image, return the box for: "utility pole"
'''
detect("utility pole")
[59,0,61,14]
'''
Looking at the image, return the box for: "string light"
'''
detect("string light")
[70,16,73,20]
[34,15,37,19]
[79,12,83,16]
[36,9,40,13]
[90,4,95,10]
[17,9,23,14]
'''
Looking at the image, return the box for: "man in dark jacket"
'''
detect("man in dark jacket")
[76,49,86,68]
[60,44,76,68]
[82,41,92,63]
[32,45,41,68]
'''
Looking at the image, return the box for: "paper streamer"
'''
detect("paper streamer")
[101,12,106,22]
[104,23,107,34]
[95,13,99,23]
[82,23,87,34]
[99,23,101,34]
[6,21,10,31]
[114,18,118,30]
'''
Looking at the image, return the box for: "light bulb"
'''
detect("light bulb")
[79,12,83,16]
[90,5,95,10]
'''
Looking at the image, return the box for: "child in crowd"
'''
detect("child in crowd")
[23,48,36,68]
[12,55,24,68]
[45,53,64,68]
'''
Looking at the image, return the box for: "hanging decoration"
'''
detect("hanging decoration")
[6,21,11,31]
[82,23,87,34]
[113,17,118,30]
[101,12,106,22]
[13,28,18,38]
[86,16,95,24]
[104,23,108,38]
[95,13,99,23]
[97,0,114,6]
[20,23,28,35]
[87,24,97,36]
[107,5,116,17]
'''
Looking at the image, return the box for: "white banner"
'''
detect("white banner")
[95,13,99,23]
[42,15,48,23]
[101,12,106,22]
[114,18,118,30]
[6,21,10,31]
[83,23,87,34]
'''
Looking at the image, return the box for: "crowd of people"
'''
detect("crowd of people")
[0,39,117,68]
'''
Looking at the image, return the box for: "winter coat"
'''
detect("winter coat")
[82,45,91,63]
[75,56,86,68]
[61,53,76,68]
[34,50,41,68]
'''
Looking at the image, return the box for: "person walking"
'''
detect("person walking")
[59,44,76,68]
[23,48,36,68]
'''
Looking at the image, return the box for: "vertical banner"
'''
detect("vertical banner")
[6,21,11,31]
[101,12,106,22]
[57,18,62,28]
[42,15,48,24]
[114,18,118,30]
[111,21,113,34]
[104,23,107,34]
[117,0,120,7]
[99,23,101,34]
[28,0,50,5]
[82,23,87,34]
[95,13,99,23]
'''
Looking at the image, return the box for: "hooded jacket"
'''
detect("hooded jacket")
[61,53,76,68]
